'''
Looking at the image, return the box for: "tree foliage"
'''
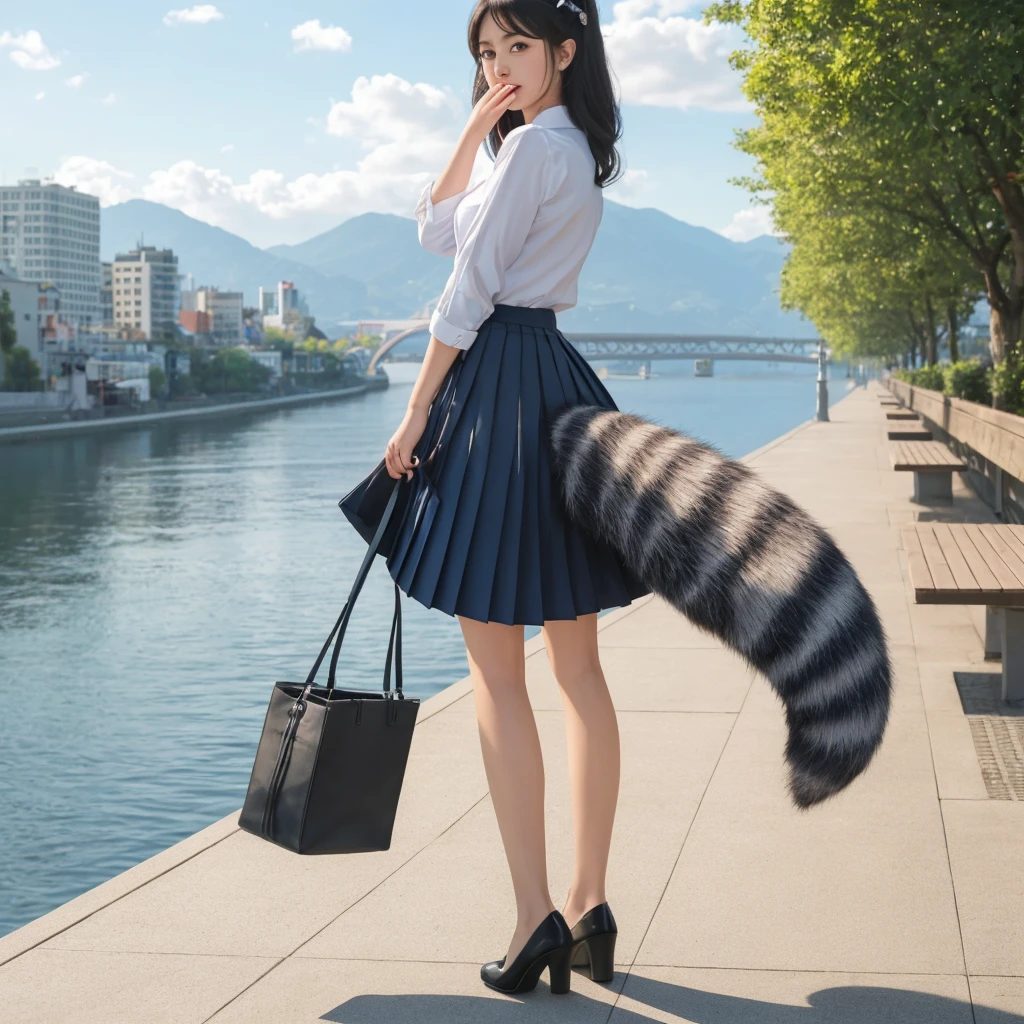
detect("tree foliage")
[706,0,1024,384]
[2,346,42,392]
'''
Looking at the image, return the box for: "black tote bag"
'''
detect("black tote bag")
[338,350,464,558]
[238,480,420,854]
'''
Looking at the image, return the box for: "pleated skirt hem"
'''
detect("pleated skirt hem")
[384,305,652,627]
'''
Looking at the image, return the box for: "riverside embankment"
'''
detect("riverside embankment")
[0,376,385,445]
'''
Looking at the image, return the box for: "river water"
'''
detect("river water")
[0,358,854,936]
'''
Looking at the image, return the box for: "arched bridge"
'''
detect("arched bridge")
[367,325,824,374]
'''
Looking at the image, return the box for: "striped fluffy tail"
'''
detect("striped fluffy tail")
[548,405,892,810]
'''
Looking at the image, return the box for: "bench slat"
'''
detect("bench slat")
[916,525,959,592]
[902,525,935,598]
[978,525,1024,586]
[943,523,996,590]
[960,524,1024,590]
[889,440,965,471]
[931,524,981,591]
[996,525,1024,566]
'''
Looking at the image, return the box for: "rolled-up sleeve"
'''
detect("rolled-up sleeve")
[415,180,468,257]
[429,126,552,351]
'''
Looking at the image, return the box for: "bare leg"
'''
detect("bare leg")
[459,615,556,967]
[541,613,619,929]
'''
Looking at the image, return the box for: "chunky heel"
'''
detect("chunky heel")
[567,902,618,983]
[546,946,573,995]
[581,930,616,982]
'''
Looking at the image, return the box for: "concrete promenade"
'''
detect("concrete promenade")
[1,383,1021,1021]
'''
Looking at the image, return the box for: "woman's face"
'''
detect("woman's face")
[475,11,573,115]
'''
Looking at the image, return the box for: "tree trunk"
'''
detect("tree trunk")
[990,303,1022,367]
[924,295,938,366]
[946,302,959,363]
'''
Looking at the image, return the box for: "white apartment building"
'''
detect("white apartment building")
[180,286,243,345]
[0,265,43,366]
[0,178,101,328]
[111,246,180,340]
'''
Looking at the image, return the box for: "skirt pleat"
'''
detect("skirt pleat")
[385,304,651,626]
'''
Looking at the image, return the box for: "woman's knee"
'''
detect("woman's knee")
[542,615,604,693]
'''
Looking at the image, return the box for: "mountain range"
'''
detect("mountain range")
[101,198,816,338]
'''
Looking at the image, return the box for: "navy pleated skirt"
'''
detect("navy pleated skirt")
[384,303,651,626]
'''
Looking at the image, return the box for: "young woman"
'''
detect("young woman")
[382,0,650,995]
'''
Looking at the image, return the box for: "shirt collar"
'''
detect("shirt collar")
[530,104,577,131]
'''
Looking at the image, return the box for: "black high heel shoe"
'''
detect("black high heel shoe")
[480,909,575,994]
[567,902,617,983]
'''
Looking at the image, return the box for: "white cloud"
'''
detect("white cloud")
[65,73,88,88]
[0,29,60,71]
[102,91,116,105]
[220,143,235,153]
[720,203,778,242]
[291,19,352,53]
[53,156,136,206]
[163,5,224,26]
[606,167,654,206]
[48,74,486,246]
[603,0,751,112]
[35,90,45,101]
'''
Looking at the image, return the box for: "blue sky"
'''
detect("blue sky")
[0,1,770,248]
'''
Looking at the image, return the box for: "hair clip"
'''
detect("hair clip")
[556,0,588,26]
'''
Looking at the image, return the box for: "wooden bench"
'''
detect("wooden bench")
[902,523,1024,700]
[886,410,921,420]
[889,440,967,501]
[880,398,900,406]
[888,427,933,441]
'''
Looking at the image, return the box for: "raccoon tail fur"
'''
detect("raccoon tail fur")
[548,405,892,810]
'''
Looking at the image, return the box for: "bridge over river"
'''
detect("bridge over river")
[368,325,825,375]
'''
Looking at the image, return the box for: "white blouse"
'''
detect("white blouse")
[414,103,602,351]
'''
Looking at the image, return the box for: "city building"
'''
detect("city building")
[259,280,312,337]
[178,309,212,335]
[0,178,101,328]
[180,286,243,345]
[100,262,113,326]
[0,264,43,369]
[111,246,181,341]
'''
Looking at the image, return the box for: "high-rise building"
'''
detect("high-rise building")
[260,280,312,337]
[0,178,101,328]
[111,246,180,340]
[100,262,113,326]
[180,286,243,345]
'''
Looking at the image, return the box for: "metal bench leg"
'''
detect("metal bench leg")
[999,607,1024,702]
[913,471,953,503]
[985,606,1002,660]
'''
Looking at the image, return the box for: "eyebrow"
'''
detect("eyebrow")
[478,30,523,45]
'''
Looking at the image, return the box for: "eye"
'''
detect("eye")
[478,41,528,60]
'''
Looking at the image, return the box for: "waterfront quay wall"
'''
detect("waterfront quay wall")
[0,375,388,446]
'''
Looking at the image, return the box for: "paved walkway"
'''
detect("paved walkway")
[2,384,1022,1022]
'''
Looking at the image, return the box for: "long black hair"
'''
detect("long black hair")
[467,0,623,187]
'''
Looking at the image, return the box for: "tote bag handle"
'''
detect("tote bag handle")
[305,477,405,695]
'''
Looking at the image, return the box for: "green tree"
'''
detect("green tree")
[189,347,271,394]
[148,365,167,397]
[2,346,42,391]
[0,289,17,355]
[707,0,1024,388]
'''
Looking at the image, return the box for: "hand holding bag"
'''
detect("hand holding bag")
[338,351,465,558]
[238,480,420,854]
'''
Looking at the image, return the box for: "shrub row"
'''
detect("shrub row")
[892,360,994,407]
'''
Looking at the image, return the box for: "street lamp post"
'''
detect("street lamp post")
[816,339,829,422]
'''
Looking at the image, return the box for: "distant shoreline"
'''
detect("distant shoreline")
[0,377,387,446]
